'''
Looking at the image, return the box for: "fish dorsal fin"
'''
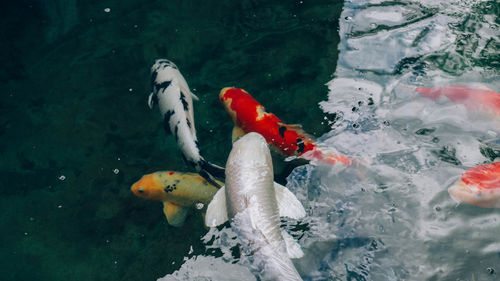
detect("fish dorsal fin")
[205,186,229,227]
[179,84,199,101]
[278,122,315,141]
[274,183,306,219]
[279,122,302,130]
[232,126,246,143]
[163,202,190,227]
[281,230,304,259]
[174,70,199,102]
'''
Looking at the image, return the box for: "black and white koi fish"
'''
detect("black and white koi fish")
[149,59,225,187]
[205,132,306,280]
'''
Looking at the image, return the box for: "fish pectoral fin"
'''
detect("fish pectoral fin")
[179,84,199,101]
[281,230,304,259]
[205,186,229,227]
[232,126,246,143]
[274,183,306,219]
[148,92,156,109]
[163,202,189,227]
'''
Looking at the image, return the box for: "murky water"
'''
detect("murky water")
[1,0,498,280]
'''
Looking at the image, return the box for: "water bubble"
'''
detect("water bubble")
[128,88,133,92]
[29,217,34,221]
[24,232,28,236]
[113,169,119,174]
[104,8,111,13]
[58,175,66,181]
[57,205,63,208]
[195,203,204,210]
[486,267,495,274]
[114,260,118,264]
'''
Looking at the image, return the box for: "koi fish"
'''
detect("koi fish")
[448,161,500,208]
[149,59,225,187]
[415,85,500,116]
[131,171,221,227]
[219,87,351,166]
[205,133,306,280]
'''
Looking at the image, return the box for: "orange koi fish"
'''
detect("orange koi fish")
[448,161,500,208]
[219,87,351,166]
[415,85,500,116]
[131,171,221,226]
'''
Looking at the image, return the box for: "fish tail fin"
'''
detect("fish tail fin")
[198,158,225,188]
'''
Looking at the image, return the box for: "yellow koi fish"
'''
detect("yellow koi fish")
[131,171,221,227]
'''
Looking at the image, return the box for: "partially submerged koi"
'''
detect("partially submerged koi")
[448,161,500,208]
[415,85,500,116]
[219,87,351,166]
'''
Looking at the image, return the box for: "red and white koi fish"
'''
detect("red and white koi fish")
[131,171,221,226]
[448,161,500,208]
[415,85,500,116]
[149,59,225,186]
[219,87,351,166]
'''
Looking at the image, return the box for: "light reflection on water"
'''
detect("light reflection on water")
[167,0,500,280]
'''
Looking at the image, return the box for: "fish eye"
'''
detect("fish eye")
[138,188,144,193]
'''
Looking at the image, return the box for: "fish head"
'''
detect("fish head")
[220,87,266,127]
[151,59,178,74]
[131,173,166,201]
[228,132,272,171]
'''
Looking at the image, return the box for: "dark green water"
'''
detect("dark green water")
[0,1,343,280]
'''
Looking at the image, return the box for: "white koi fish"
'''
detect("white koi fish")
[205,132,306,281]
[149,59,225,187]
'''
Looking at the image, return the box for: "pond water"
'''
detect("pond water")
[1,0,498,280]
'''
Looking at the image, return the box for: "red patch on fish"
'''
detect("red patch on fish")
[169,172,174,175]
[415,85,500,116]
[461,162,500,190]
[220,87,351,166]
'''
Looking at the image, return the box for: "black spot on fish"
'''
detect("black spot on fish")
[174,124,179,142]
[163,111,175,134]
[158,60,178,70]
[155,80,172,91]
[296,138,305,154]
[150,93,158,106]
[279,126,287,138]
[150,71,158,89]
[186,118,191,128]
[164,185,175,193]
[180,92,189,111]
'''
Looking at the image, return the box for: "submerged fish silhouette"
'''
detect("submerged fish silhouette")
[415,85,500,116]
[448,161,500,208]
